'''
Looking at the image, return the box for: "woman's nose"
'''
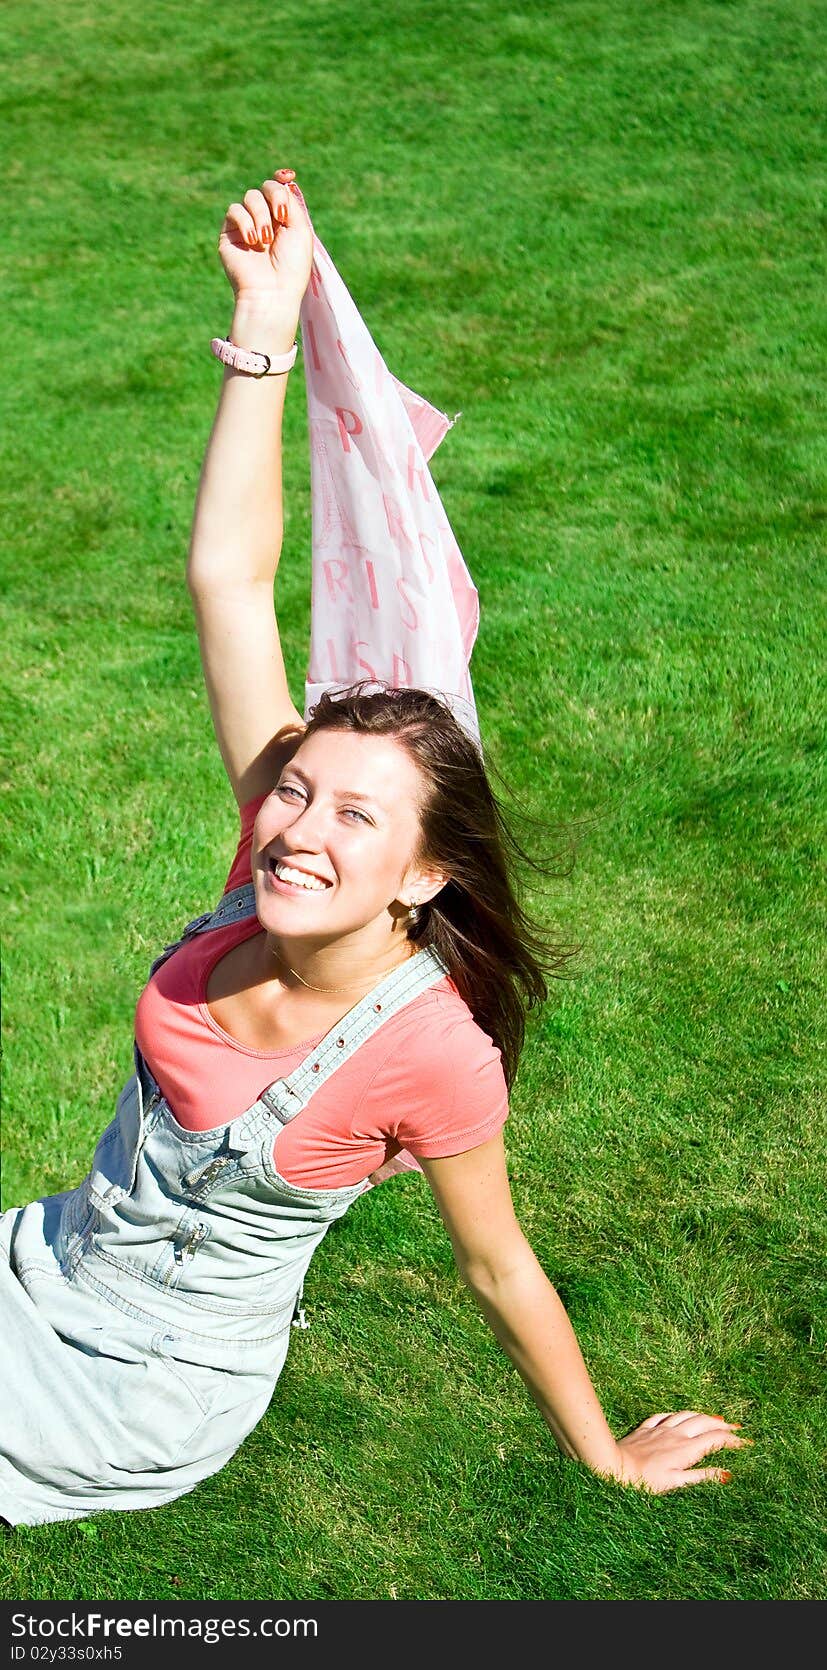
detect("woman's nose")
[281,803,327,849]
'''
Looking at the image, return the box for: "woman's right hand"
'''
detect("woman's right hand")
[610,1409,753,1494]
[218,168,315,320]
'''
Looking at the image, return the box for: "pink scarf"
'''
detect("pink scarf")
[292,189,480,743]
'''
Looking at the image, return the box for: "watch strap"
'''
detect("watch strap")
[210,337,298,377]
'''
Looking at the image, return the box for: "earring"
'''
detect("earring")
[407,897,421,926]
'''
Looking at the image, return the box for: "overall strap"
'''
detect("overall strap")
[148,882,258,978]
[257,946,450,1127]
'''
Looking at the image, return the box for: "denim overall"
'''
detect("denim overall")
[0,882,448,1526]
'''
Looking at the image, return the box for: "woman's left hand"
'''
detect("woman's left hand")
[218,167,314,315]
[611,1410,752,1493]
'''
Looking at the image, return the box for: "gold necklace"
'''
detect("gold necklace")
[271,944,417,995]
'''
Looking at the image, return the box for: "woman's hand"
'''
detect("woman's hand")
[610,1410,752,1493]
[218,168,314,319]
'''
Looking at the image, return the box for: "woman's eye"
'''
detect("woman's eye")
[275,785,369,824]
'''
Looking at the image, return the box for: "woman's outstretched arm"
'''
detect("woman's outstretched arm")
[421,1135,751,1493]
[187,170,314,807]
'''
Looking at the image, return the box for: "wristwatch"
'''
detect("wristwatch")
[210,337,298,377]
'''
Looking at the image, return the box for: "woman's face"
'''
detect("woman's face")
[251,728,443,946]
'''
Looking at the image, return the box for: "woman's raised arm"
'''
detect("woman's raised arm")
[420,1136,752,1493]
[186,170,314,807]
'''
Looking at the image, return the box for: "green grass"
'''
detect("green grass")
[1,0,825,1602]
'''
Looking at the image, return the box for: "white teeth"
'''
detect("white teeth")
[273,861,329,892]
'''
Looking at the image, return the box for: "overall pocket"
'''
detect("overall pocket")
[86,1074,150,1209]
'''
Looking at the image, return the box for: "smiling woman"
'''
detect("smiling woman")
[0,168,751,1528]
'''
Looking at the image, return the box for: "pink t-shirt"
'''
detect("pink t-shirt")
[134,795,509,1190]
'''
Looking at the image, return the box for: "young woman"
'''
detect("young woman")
[0,170,749,1526]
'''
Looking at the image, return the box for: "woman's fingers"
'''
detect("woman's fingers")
[242,186,282,245]
[662,1413,742,1439]
[639,1410,740,1434]
[658,1411,719,1427]
[678,1466,734,1487]
[222,184,292,252]
[637,1410,712,1430]
[261,178,292,229]
[680,1428,748,1467]
[222,201,261,248]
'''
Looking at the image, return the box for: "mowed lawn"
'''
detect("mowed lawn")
[1,0,824,1602]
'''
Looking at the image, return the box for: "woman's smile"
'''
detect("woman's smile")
[266,856,334,895]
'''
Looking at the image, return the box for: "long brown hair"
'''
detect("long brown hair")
[301,683,579,1088]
